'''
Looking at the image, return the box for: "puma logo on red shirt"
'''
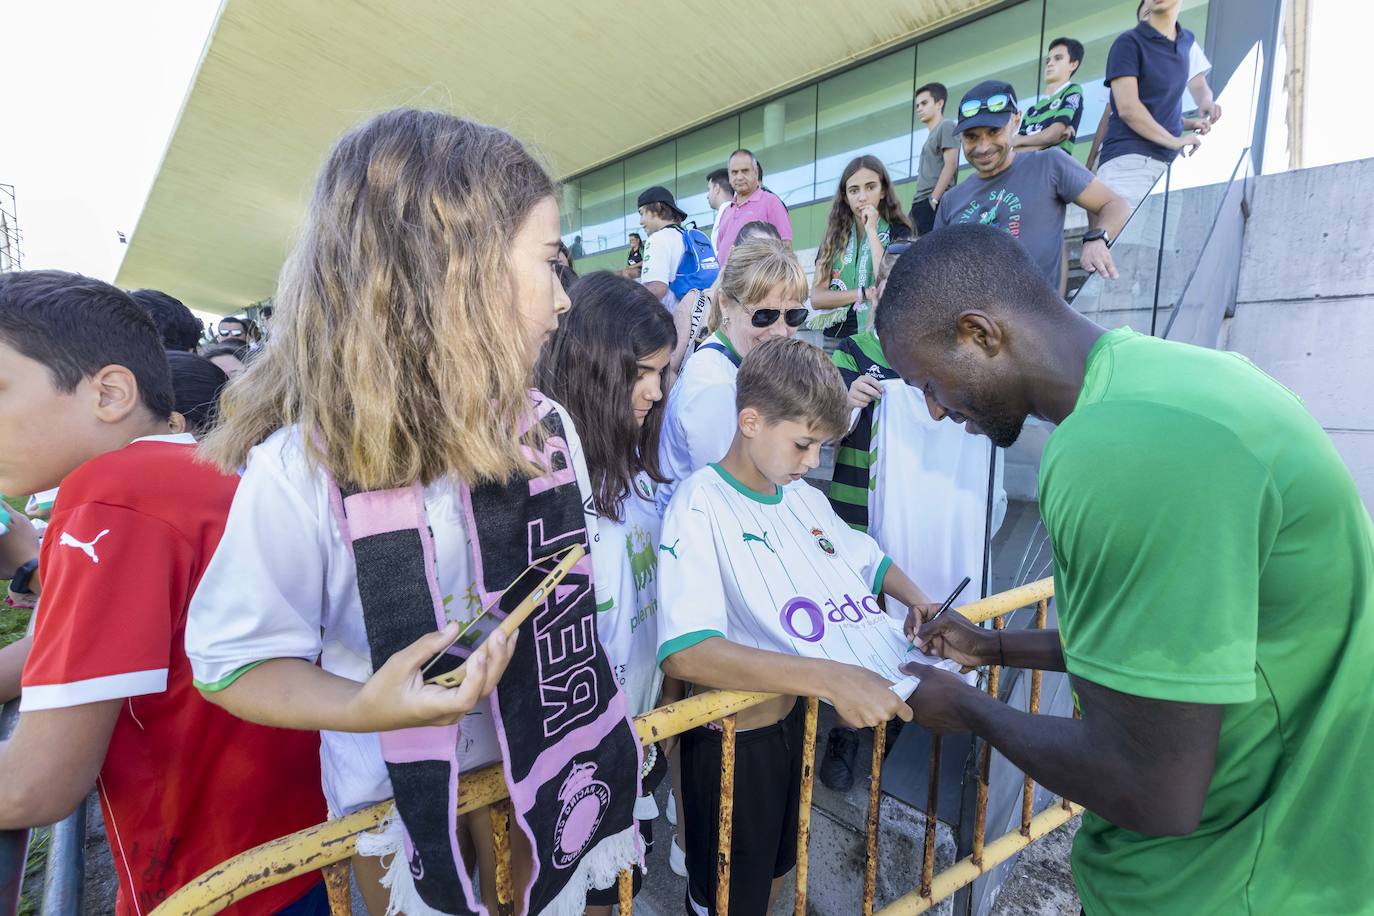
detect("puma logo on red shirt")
[58,529,110,563]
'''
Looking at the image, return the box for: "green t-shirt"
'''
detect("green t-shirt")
[1040,328,1374,915]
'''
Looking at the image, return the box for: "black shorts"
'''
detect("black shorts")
[583,745,668,906]
[681,699,805,916]
[911,196,938,235]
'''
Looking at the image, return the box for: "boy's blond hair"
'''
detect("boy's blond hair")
[735,337,850,439]
[706,238,808,333]
[201,109,554,488]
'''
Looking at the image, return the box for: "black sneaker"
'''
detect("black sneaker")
[819,726,860,791]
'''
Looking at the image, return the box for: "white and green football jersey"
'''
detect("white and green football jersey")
[588,470,665,719]
[655,463,913,683]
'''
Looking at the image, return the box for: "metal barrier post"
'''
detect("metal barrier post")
[491,799,515,916]
[794,697,818,916]
[321,861,351,916]
[0,700,29,916]
[862,717,886,916]
[716,714,737,915]
[919,737,941,900]
[1020,600,1048,837]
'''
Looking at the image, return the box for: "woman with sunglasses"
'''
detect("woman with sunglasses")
[809,155,913,340]
[655,237,808,515]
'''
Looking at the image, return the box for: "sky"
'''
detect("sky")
[0,0,1369,290]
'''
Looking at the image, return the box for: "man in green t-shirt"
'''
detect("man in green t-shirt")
[875,224,1374,915]
[1016,37,1087,155]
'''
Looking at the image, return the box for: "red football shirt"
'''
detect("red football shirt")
[21,436,326,915]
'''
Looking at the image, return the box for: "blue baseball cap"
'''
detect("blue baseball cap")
[955,80,1019,133]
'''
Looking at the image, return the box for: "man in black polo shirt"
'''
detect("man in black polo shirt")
[1090,0,1221,215]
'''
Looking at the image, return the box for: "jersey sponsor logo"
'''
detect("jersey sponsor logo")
[810,527,836,556]
[741,530,776,554]
[658,539,680,560]
[779,592,884,642]
[626,525,657,590]
[865,364,885,379]
[58,528,110,564]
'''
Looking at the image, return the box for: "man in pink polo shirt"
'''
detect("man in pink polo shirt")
[714,148,794,263]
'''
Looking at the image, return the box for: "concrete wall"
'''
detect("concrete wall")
[1221,157,1374,508]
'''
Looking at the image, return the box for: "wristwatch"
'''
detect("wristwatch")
[9,558,38,595]
[1082,228,1113,247]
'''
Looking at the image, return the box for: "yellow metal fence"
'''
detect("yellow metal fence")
[153,577,1076,916]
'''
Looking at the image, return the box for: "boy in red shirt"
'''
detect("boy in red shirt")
[0,271,328,914]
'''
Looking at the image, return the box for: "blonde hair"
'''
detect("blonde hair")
[735,337,849,439]
[706,238,808,332]
[201,109,555,488]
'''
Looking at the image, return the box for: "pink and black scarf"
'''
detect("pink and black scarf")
[330,395,642,914]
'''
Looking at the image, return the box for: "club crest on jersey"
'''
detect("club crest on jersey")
[811,527,836,557]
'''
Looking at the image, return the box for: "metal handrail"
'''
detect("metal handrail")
[154,577,1061,916]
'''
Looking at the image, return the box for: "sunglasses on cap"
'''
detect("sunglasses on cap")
[959,93,1016,120]
[750,307,810,329]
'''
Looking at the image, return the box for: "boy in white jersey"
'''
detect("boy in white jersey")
[657,337,941,915]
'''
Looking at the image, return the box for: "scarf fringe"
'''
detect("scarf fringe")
[354,808,642,916]
[356,808,466,916]
[535,824,642,916]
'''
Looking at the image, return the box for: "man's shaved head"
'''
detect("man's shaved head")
[876,224,1062,346]
[875,225,1074,447]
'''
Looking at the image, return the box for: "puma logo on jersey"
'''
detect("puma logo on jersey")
[658,539,681,560]
[59,529,110,564]
[742,531,776,554]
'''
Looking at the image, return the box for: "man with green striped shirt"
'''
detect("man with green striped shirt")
[1016,37,1086,154]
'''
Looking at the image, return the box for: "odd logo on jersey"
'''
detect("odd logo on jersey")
[810,527,836,556]
[779,592,883,642]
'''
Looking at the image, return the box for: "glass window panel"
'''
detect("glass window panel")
[623,141,677,243]
[914,1,1043,181]
[739,84,818,211]
[559,180,582,249]
[675,117,740,232]
[815,47,916,199]
[578,162,625,255]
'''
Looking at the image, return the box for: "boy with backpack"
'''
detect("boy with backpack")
[0,271,328,915]
[637,185,722,373]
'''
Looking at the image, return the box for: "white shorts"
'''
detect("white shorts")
[1096,153,1169,217]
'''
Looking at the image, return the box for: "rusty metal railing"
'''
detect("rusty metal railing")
[153,577,1072,916]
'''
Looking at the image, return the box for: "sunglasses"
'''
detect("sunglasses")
[219,328,245,337]
[886,240,915,258]
[959,93,1017,120]
[750,307,809,329]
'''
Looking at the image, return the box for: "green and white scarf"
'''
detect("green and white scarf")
[807,218,890,333]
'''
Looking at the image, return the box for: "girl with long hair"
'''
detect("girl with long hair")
[183,109,622,916]
[809,155,913,339]
[657,237,808,514]
[624,231,644,279]
[535,271,676,913]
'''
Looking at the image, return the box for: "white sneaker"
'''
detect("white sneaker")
[666,788,677,826]
[669,833,688,878]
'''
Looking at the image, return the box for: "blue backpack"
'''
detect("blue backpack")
[668,224,721,299]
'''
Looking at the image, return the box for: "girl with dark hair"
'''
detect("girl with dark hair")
[624,231,644,279]
[165,351,229,437]
[810,155,913,339]
[535,271,677,912]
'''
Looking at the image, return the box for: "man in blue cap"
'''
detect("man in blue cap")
[933,79,1129,290]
